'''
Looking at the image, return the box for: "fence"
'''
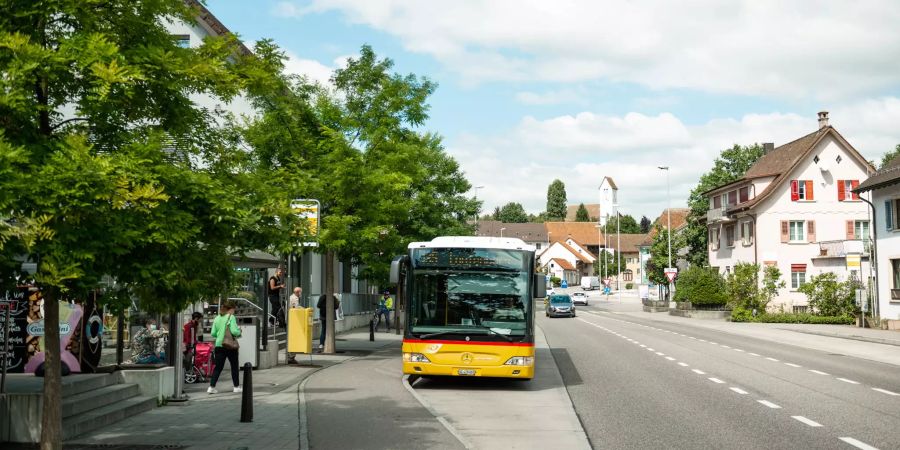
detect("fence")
[306,293,381,319]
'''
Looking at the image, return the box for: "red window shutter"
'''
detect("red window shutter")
[739,187,749,203]
[807,220,816,243]
[851,180,860,200]
[713,196,721,209]
[791,264,807,272]
[806,180,814,201]
[846,220,855,240]
[781,221,789,243]
[790,180,799,201]
[728,191,737,205]
[837,180,846,201]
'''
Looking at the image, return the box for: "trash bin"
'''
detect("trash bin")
[235,316,258,368]
[287,308,314,354]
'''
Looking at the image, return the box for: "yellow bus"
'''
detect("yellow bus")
[390,236,546,380]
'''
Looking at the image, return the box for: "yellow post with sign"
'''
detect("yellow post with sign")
[287,308,314,354]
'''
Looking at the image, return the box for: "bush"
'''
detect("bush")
[625,283,634,290]
[798,272,859,317]
[725,263,784,311]
[730,308,854,324]
[550,276,561,287]
[674,266,727,305]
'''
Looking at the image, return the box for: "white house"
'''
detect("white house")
[706,112,876,311]
[853,156,900,330]
[538,240,596,284]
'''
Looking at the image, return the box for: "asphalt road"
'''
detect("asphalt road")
[539,297,900,450]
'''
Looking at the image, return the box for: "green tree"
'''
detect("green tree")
[674,266,727,306]
[592,250,623,277]
[640,215,651,233]
[0,2,276,448]
[798,272,858,316]
[546,179,567,220]
[644,224,685,288]
[880,144,900,169]
[684,144,765,266]
[497,202,529,223]
[575,203,590,222]
[603,214,642,234]
[725,262,784,314]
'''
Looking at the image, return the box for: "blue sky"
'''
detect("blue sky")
[209,0,900,221]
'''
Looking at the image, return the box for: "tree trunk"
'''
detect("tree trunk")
[40,287,62,450]
[324,250,335,354]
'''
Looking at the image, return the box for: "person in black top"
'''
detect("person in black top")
[316,293,339,351]
[268,268,286,327]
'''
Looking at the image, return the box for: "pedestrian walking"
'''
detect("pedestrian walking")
[208,301,242,394]
[268,267,286,327]
[377,291,393,332]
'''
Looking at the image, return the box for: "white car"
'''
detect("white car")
[571,292,589,306]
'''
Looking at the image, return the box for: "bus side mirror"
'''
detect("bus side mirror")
[390,256,405,284]
[534,274,547,298]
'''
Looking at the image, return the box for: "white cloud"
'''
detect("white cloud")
[282,51,335,85]
[450,100,900,220]
[514,89,585,106]
[282,0,900,99]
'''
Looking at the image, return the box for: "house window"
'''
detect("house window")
[791,264,807,289]
[885,199,900,231]
[709,227,720,251]
[739,187,749,203]
[623,270,633,281]
[838,180,860,201]
[791,180,814,201]
[174,34,191,48]
[892,259,900,299]
[728,190,737,206]
[535,243,542,250]
[789,221,805,242]
[741,221,754,246]
[713,196,721,209]
[854,221,870,241]
[793,305,808,314]
[725,225,736,247]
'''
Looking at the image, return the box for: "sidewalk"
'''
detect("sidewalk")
[64,328,399,450]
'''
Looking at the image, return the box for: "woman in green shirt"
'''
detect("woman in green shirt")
[207,301,242,394]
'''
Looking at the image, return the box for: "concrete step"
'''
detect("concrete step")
[62,383,141,418]
[63,396,156,440]
[61,374,116,397]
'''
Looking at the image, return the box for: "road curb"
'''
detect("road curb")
[402,375,476,449]
[537,323,594,450]
[297,354,365,450]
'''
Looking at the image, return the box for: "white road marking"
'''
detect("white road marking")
[839,437,880,450]
[784,363,802,368]
[733,349,745,352]
[665,356,676,361]
[640,344,647,348]
[791,416,822,427]
[837,378,860,385]
[709,341,718,345]
[720,344,731,348]
[708,377,725,384]
[765,357,780,362]
[647,348,655,351]
[655,352,665,356]
[757,400,781,409]
[698,339,707,342]
[872,388,900,396]
[678,362,689,367]
[809,369,829,375]
[692,369,706,375]
[748,352,760,357]
[730,387,748,395]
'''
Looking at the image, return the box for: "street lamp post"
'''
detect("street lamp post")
[474,185,485,236]
[659,166,672,301]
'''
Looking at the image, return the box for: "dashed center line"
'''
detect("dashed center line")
[730,387,748,395]
[757,400,781,409]
[791,416,823,427]
[655,352,665,356]
[733,348,745,352]
[665,356,676,361]
[692,369,706,375]
[677,362,689,367]
[765,357,780,362]
[784,363,802,368]
[872,388,900,396]
[708,377,725,384]
[748,352,760,357]
[839,437,880,450]
[809,369,829,375]
[837,378,860,385]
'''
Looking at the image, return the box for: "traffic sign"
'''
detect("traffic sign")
[664,267,678,283]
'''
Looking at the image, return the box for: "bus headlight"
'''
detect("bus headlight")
[504,356,534,366]
[403,352,431,363]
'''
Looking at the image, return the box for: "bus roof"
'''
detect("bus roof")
[407,236,536,252]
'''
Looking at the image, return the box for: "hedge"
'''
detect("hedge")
[731,310,854,324]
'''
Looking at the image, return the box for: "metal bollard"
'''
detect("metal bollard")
[240,362,253,422]
[369,319,375,342]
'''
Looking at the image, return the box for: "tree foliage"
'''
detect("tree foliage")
[497,202,529,223]
[640,215,651,233]
[683,144,764,266]
[603,214,641,234]
[592,250,623,277]
[726,263,784,317]
[546,179,567,221]
[673,266,727,305]
[880,144,900,169]
[645,224,685,287]
[575,203,590,222]
[798,272,860,317]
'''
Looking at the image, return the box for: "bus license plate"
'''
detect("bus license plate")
[458,369,476,376]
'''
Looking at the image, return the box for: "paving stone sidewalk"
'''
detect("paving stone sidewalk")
[64,328,400,450]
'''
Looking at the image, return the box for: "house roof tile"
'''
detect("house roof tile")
[550,258,576,271]
[475,221,547,241]
[545,222,604,246]
[856,154,900,193]
[565,204,600,222]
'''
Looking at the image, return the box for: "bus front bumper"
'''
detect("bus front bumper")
[403,361,534,379]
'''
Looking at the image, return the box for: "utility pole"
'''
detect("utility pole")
[474,185,484,236]
[659,166,672,301]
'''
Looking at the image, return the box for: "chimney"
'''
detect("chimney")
[763,142,774,154]
[817,111,829,129]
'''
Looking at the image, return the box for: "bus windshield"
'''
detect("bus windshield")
[409,248,531,338]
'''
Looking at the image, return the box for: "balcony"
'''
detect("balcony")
[815,239,869,258]
[706,208,734,223]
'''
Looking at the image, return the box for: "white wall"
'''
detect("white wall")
[538,242,580,268]
[872,185,900,322]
